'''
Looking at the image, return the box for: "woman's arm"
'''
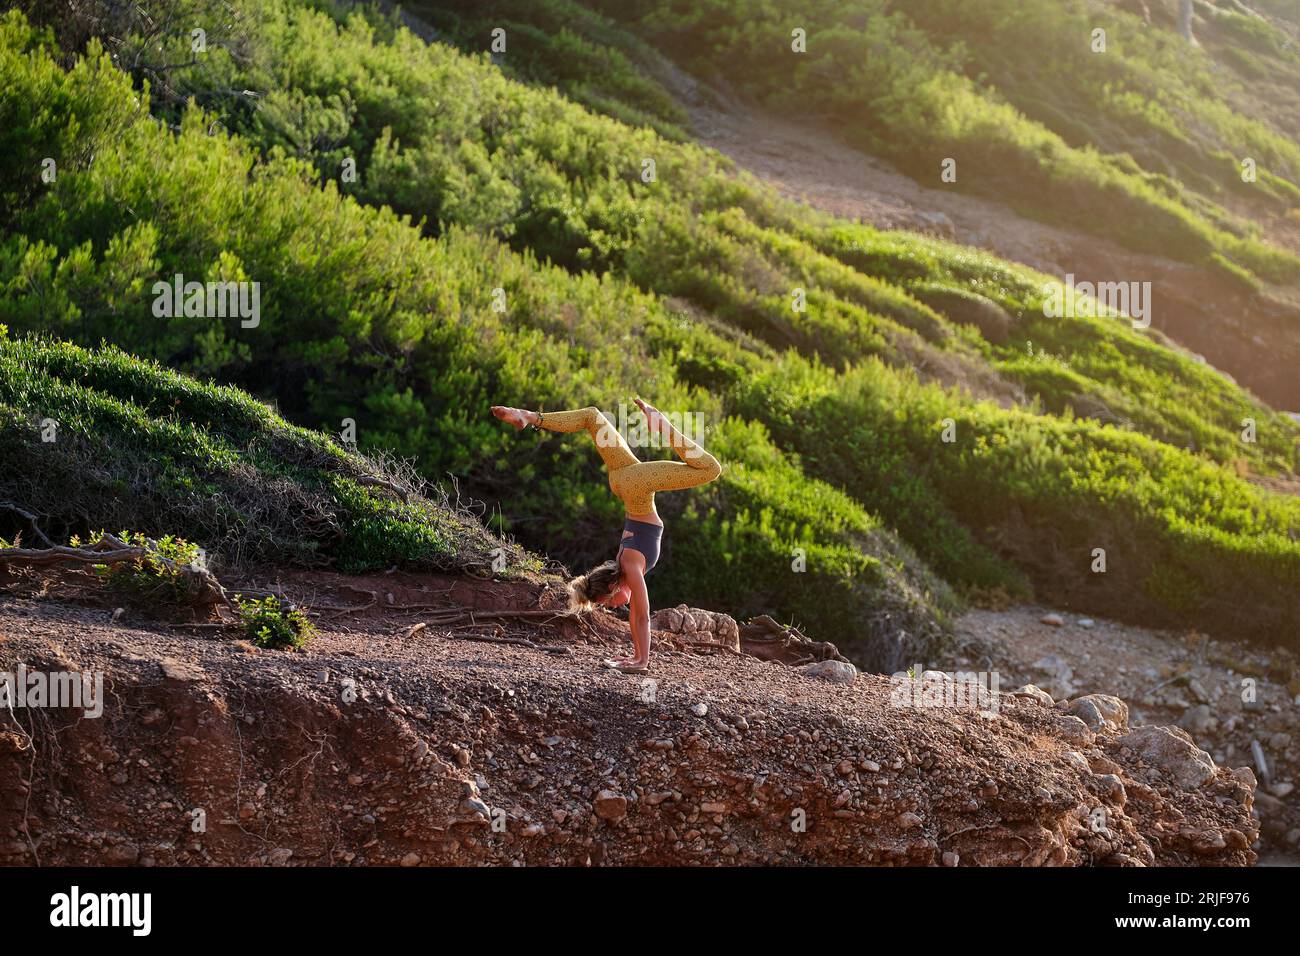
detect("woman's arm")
[621,552,652,664]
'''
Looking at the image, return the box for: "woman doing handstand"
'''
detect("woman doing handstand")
[490,398,721,673]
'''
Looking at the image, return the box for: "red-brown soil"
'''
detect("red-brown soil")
[0,570,1259,866]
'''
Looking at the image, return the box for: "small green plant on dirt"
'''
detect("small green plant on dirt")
[74,530,204,605]
[234,594,316,650]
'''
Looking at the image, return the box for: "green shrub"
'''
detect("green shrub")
[72,530,206,606]
[235,594,316,650]
[447,0,1300,280]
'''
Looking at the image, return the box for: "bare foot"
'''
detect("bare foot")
[634,397,667,436]
[603,658,649,674]
[491,405,532,430]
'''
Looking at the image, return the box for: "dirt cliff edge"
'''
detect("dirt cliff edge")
[0,587,1257,866]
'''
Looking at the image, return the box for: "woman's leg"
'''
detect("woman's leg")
[494,405,640,473]
[622,399,721,493]
[535,407,640,473]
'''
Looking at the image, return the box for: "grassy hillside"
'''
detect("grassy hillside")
[18,0,1298,473]
[417,0,1300,285]
[0,333,535,575]
[2,2,1300,656]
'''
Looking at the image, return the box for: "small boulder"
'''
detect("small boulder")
[459,796,491,821]
[105,843,140,865]
[716,614,740,646]
[1011,684,1055,706]
[1230,766,1257,788]
[654,607,685,631]
[1062,750,1091,773]
[1094,774,1127,806]
[1055,715,1095,748]
[799,660,857,685]
[1067,695,1129,733]
[1115,725,1217,790]
[594,790,628,821]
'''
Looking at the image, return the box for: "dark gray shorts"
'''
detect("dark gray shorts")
[617,518,663,575]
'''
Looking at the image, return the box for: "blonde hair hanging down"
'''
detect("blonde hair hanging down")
[567,559,622,609]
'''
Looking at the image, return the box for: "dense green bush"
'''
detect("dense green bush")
[73,530,206,606]
[12,0,1292,473]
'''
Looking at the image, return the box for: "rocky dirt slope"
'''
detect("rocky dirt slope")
[0,572,1260,866]
[953,604,1300,860]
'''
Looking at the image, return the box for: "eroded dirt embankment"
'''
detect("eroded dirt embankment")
[0,572,1259,866]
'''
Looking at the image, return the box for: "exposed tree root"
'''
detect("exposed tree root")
[354,475,410,503]
[443,629,571,655]
[0,533,229,607]
[739,613,846,665]
[0,501,54,547]
[417,608,578,626]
